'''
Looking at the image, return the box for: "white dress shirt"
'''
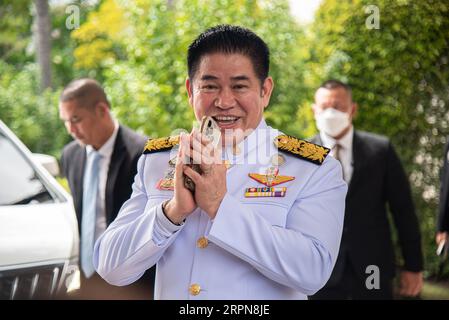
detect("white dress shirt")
[85,120,119,241]
[320,126,354,183]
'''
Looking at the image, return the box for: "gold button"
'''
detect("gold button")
[197,236,209,248]
[189,283,201,296]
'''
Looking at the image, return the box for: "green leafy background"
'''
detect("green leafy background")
[1,0,448,294]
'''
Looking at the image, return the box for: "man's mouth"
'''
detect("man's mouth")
[212,115,241,127]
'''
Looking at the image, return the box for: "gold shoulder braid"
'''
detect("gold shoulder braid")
[274,135,330,165]
[143,135,180,154]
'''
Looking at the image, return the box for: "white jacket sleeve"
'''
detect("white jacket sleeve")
[93,155,183,286]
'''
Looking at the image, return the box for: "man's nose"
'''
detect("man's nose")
[66,121,77,135]
[215,88,236,109]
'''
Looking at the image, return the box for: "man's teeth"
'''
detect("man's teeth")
[214,116,238,121]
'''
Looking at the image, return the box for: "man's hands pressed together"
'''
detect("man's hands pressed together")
[163,129,227,224]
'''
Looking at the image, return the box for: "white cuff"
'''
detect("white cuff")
[153,202,184,245]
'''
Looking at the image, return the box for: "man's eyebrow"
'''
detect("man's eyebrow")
[199,75,251,81]
[231,75,250,81]
[63,115,80,122]
[200,75,219,81]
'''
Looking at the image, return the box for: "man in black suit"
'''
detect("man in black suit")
[309,80,423,299]
[437,142,449,249]
[59,78,154,299]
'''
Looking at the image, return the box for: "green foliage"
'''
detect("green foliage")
[307,0,449,273]
[0,61,69,156]
[73,0,307,138]
[0,0,33,65]
[422,280,449,300]
[0,1,96,156]
[71,0,127,71]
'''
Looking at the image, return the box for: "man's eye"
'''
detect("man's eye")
[233,84,248,90]
[201,85,217,90]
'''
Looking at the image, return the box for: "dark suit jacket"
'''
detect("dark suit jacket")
[60,125,155,298]
[311,130,423,284]
[438,140,449,233]
[61,125,146,230]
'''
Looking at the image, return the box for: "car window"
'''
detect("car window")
[0,132,54,205]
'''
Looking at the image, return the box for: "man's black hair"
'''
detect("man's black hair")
[319,79,353,99]
[187,25,270,84]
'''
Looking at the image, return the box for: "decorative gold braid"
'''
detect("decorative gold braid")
[143,135,180,154]
[274,135,329,165]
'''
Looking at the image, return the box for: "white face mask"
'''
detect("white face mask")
[315,108,351,137]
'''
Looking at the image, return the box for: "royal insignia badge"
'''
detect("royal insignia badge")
[156,178,174,191]
[156,169,175,191]
[168,156,177,167]
[248,172,294,187]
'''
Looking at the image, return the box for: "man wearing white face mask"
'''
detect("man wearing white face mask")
[309,80,424,300]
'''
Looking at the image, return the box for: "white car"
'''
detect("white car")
[0,120,80,299]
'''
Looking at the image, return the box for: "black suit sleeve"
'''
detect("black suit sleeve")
[437,142,449,232]
[385,142,424,272]
[60,148,67,178]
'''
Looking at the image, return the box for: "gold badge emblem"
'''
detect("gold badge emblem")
[248,173,295,187]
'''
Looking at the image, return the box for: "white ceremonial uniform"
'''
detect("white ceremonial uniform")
[93,119,347,300]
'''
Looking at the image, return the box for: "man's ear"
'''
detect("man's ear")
[96,102,109,117]
[351,102,358,119]
[261,77,274,109]
[186,78,194,107]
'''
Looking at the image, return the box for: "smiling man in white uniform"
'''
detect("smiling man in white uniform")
[93,25,347,300]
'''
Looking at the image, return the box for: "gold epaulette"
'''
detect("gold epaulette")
[143,135,180,154]
[274,135,330,165]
